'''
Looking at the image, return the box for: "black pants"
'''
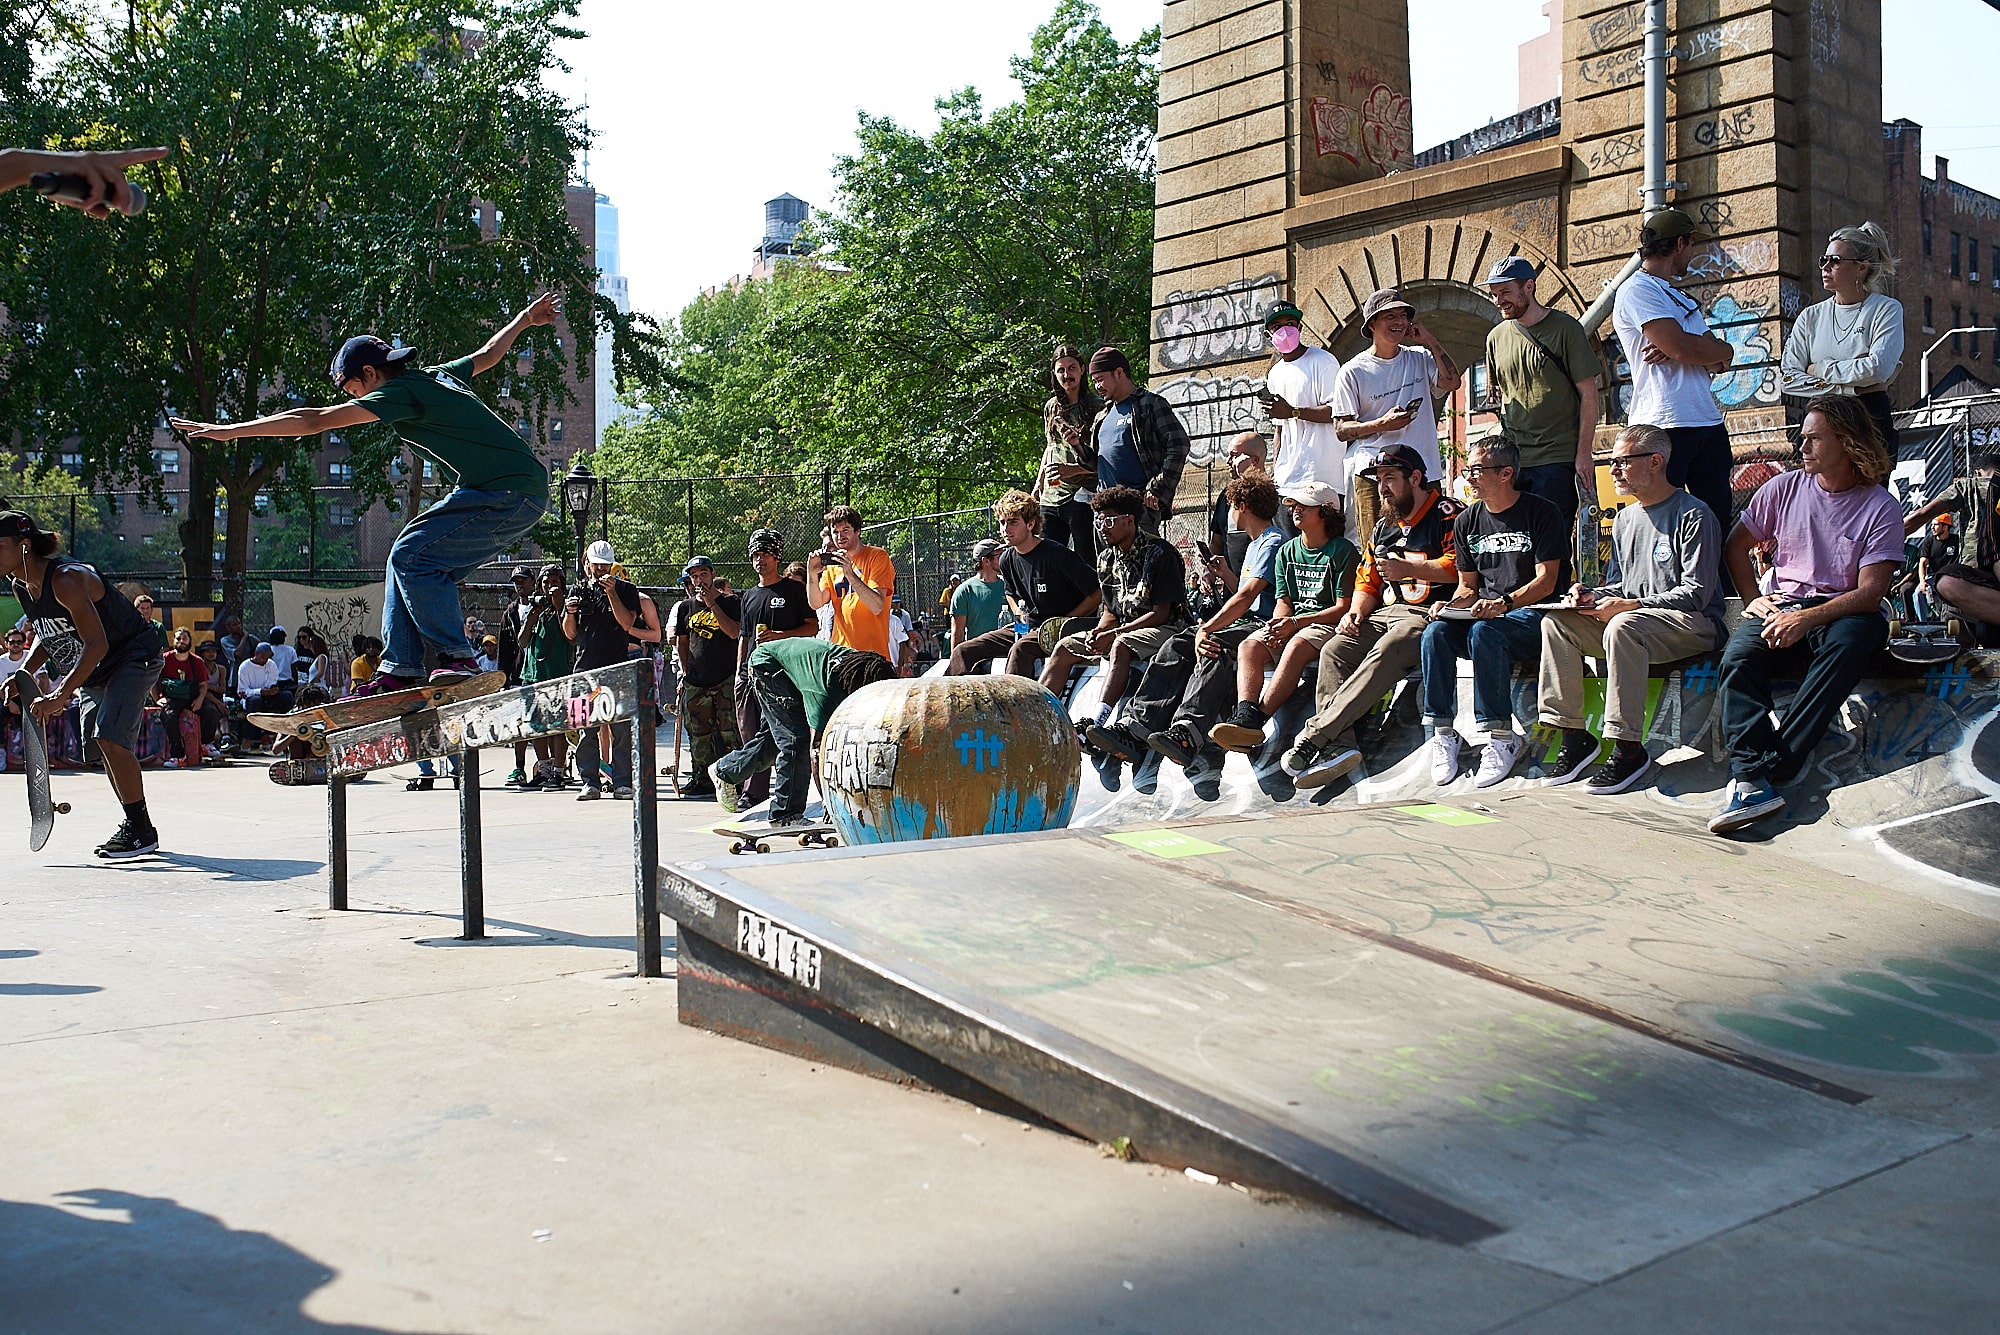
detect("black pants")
[1665,423,1734,532]
[1040,498,1096,565]
[1120,623,1253,741]
[1717,606,1886,784]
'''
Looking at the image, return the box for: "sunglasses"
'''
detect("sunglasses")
[1607,452,1661,470]
[1818,255,1855,267]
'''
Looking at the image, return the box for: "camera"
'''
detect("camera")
[570,580,609,617]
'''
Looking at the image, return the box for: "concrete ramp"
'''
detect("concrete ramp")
[664,800,1960,1281]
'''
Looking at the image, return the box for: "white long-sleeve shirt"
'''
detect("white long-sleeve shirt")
[1779,293,1904,397]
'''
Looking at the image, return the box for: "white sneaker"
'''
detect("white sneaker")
[1474,732,1526,789]
[1429,729,1465,786]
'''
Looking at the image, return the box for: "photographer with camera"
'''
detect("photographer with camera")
[666,556,741,799]
[806,505,897,659]
[516,564,575,789]
[561,540,644,800]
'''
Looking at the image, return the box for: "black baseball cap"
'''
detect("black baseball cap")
[510,566,533,582]
[330,335,417,385]
[1360,444,1429,477]
[0,510,47,539]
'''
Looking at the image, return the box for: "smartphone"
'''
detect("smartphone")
[1195,539,1215,564]
[1403,398,1424,414]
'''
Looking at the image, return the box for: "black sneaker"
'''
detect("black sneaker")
[405,775,435,792]
[1209,701,1269,753]
[1091,746,1124,793]
[1583,742,1652,795]
[95,821,160,860]
[1541,728,1600,787]
[1085,722,1148,764]
[1147,723,1203,767]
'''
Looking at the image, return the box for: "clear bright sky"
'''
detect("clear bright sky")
[552,0,2000,320]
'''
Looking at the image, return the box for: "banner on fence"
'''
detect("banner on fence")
[271,580,384,667]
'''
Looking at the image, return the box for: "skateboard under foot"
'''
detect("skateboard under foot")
[714,823,840,855]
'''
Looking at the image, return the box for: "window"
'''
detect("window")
[59,450,82,472]
[161,492,181,515]
[421,459,436,480]
[328,459,353,484]
[1925,297,1936,332]
[329,502,357,528]
[151,447,180,474]
[550,419,565,444]
[1973,315,1983,361]
[328,431,346,448]
[1992,245,1999,290]
[471,206,483,227]
[517,418,531,439]
[1952,304,1963,354]
[1952,232,1962,278]
[1973,237,1983,285]
[1924,220,1933,257]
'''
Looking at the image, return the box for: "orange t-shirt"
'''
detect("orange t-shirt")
[819,544,896,659]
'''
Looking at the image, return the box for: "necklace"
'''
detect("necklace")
[1832,297,1868,342]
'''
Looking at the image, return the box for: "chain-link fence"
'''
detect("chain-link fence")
[860,508,997,628]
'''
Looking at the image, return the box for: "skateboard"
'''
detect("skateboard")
[22,709,70,852]
[1886,616,1972,665]
[1573,475,1605,590]
[249,672,505,756]
[714,823,840,855]
[268,756,330,786]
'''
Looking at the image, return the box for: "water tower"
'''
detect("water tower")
[754,193,811,273]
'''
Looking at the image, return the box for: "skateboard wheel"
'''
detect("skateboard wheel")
[54,802,71,815]
[1886,619,1903,640]
[1948,619,1966,640]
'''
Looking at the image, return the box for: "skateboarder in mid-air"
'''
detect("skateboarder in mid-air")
[1,511,165,857]
[710,639,899,827]
[171,296,561,695]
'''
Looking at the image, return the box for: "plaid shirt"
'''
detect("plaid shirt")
[1089,387,1192,514]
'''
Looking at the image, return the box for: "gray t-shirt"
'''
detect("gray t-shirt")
[1599,488,1727,633]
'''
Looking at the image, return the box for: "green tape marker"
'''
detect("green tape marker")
[1398,803,1498,827]
[1105,829,1230,858]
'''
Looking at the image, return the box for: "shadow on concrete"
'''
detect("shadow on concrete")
[351,906,678,958]
[130,852,325,882]
[0,1189,444,1334]
[0,949,39,960]
[0,983,101,996]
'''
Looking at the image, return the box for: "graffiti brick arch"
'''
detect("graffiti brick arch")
[1295,222,1590,372]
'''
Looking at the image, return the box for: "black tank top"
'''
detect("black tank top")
[8,557,158,688]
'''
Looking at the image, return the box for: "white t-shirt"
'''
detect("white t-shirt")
[237,657,286,696]
[0,651,25,694]
[266,642,299,679]
[1264,346,1344,490]
[1612,270,1725,428]
[1330,346,1444,491]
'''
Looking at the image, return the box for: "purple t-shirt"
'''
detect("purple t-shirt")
[1740,469,1904,600]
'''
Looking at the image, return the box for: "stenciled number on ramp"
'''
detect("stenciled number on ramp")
[736,910,823,990]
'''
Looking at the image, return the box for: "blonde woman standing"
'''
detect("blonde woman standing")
[1781,221,1904,450]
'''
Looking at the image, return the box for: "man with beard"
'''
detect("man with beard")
[732,528,816,808]
[1279,445,1463,788]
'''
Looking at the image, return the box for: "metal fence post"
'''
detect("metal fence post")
[686,480,697,564]
[327,776,349,911]
[632,658,662,978]
[67,494,76,553]
[459,747,485,940]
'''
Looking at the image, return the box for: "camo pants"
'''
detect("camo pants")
[684,679,741,777]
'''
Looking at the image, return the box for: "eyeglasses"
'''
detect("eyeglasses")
[1818,255,1854,267]
[1462,464,1509,477]
[1607,452,1661,471]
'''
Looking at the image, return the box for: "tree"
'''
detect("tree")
[0,0,601,611]
[601,0,1158,542]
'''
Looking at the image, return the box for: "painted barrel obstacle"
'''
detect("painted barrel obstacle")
[817,675,1082,845]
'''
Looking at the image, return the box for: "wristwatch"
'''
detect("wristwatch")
[1500,591,1515,611]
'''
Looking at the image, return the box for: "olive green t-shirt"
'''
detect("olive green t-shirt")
[356,356,549,495]
[1484,310,1602,470]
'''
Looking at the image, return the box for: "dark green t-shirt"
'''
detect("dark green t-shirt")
[356,356,549,495]
[750,637,859,732]
[1484,310,1601,469]
[1274,535,1359,616]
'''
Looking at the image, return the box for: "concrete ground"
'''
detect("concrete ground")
[3,760,1997,1334]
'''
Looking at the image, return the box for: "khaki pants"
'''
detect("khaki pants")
[1054,622,1178,663]
[1539,607,1718,742]
[1298,602,1431,752]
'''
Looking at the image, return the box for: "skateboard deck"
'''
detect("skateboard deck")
[1573,475,1604,590]
[1885,610,1972,665]
[22,710,70,852]
[249,672,505,755]
[268,756,330,786]
[714,823,839,855]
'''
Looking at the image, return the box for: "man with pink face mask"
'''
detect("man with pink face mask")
[1258,301,1343,540]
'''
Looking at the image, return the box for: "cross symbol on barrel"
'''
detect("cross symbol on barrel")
[955,728,1006,773]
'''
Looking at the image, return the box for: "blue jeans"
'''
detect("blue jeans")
[380,487,547,678]
[715,653,813,821]
[1421,609,1543,733]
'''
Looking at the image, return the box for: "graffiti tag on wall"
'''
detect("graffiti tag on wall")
[819,720,900,792]
[1155,273,1283,372]
[1707,294,1779,407]
[1158,375,1266,469]
[1309,84,1413,173]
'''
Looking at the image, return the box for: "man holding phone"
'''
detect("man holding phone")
[1260,302,1341,540]
[1331,289,1460,538]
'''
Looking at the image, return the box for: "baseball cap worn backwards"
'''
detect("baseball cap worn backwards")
[1640,207,1714,245]
[1088,346,1131,375]
[971,538,1004,562]
[0,510,47,540]
[330,335,418,386]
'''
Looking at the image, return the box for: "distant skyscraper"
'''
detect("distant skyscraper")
[595,191,634,445]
